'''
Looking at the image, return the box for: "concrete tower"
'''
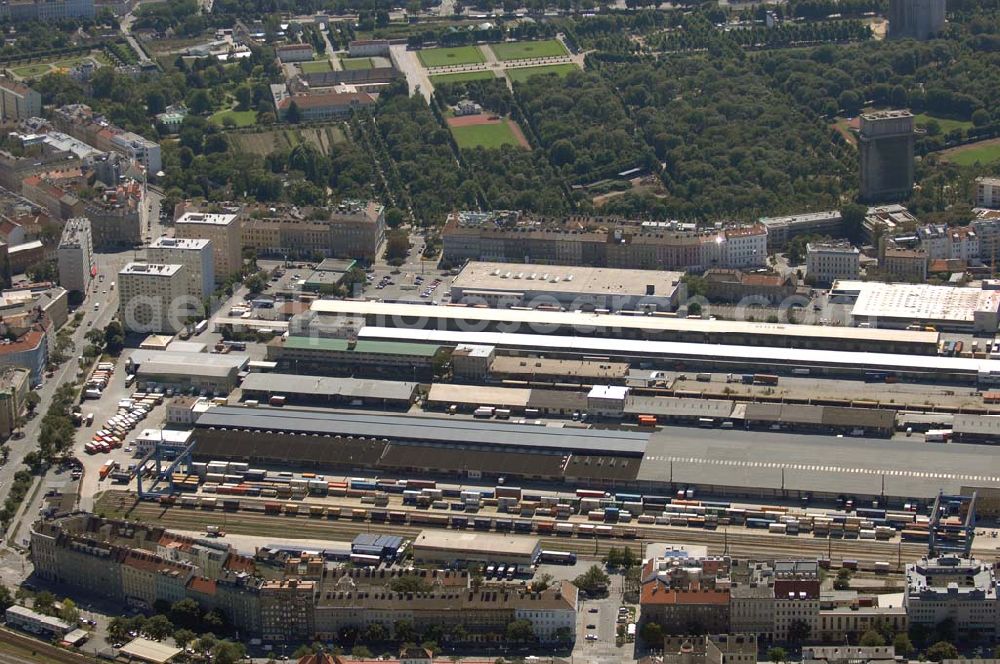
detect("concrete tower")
[859,110,916,203]
[888,0,946,40]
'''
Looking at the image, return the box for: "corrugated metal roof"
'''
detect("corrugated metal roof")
[195,405,648,455]
[241,373,417,401]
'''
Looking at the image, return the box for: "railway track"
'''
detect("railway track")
[101,491,929,569]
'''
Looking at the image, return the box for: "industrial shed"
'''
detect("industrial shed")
[425,384,531,411]
[743,403,895,437]
[411,530,541,567]
[952,413,1000,444]
[240,373,417,409]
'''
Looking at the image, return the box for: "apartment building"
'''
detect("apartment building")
[640,556,732,635]
[175,211,241,282]
[905,556,999,637]
[976,177,1000,209]
[702,269,796,305]
[276,43,314,63]
[759,210,843,250]
[241,201,385,263]
[772,561,821,642]
[260,579,316,642]
[971,212,1000,266]
[881,247,927,282]
[0,317,49,385]
[806,242,860,284]
[0,78,41,121]
[729,561,776,639]
[313,582,577,643]
[271,83,375,122]
[916,224,979,262]
[348,39,390,57]
[56,217,94,293]
[52,105,160,175]
[146,237,214,302]
[442,212,768,271]
[662,634,758,664]
[0,367,29,439]
[118,263,189,334]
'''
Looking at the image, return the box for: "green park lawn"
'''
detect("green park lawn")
[300,59,332,73]
[451,121,521,150]
[209,109,258,128]
[417,45,485,68]
[340,57,374,70]
[490,39,567,61]
[11,62,51,77]
[945,141,1000,166]
[430,70,496,85]
[506,63,578,83]
[913,113,973,134]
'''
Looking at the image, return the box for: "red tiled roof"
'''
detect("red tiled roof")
[640,582,730,606]
[187,576,217,596]
[279,91,374,110]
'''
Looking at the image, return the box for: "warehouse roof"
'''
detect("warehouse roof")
[281,335,441,357]
[637,428,1000,498]
[241,373,417,402]
[849,282,1000,323]
[426,384,531,408]
[313,299,938,345]
[491,355,629,380]
[452,261,683,297]
[195,406,649,456]
[378,443,570,478]
[412,530,540,557]
[128,350,249,372]
[118,637,182,664]
[626,396,735,418]
[355,327,996,377]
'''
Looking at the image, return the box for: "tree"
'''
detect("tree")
[768,647,788,663]
[385,207,405,229]
[194,633,218,654]
[174,628,196,649]
[925,641,959,662]
[58,598,80,625]
[170,597,202,630]
[389,576,432,593]
[293,645,313,659]
[23,391,40,413]
[103,321,124,356]
[234,85,252,112]
[0,583,12,612]
[506,618,535,642]
[573,565,610,596]
[531,572,554,592]
[212,640,246,664]
[244,270,268,294]
[286,100,301,124]
[144,614,174,640]
[351,645,373,658]
[33,591,55,614]
[892,633,914,657]
[833,568,851,590]
[189,89,212,115]
[550,139,576,166]
[972,109,991,127]
[394,619,418,643]
[385,230,410,262]
[639,621,663,645]
[841,203,867,243]
[859,630,885,647]
[363,621,388,642]
[787,619,811,643]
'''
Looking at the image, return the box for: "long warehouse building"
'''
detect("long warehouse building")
[356,327,1000,385]
[309,300,939,355]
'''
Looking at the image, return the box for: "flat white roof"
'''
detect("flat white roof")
[452,261,683,298]
[120,262,183,277]
[412,530,540,556]
[118,637,182,664]
[175,212,238,226]
[356,326,1000,376]
[850,282,1000,323]
[136,429,192,444]
[149,237,212,250]
[589,385,628,400]
[312,300,939,345]
[455,343,494,357]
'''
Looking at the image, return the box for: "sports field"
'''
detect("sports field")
[506,63,578,83]
[341,57,374,70]
[417,45,485,68]
[209,109,257,128]
[300,59,332,73]
[942,139,1000,166]
[430,70,496,84]
[448,115,529,150]
[490,39,567,61]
